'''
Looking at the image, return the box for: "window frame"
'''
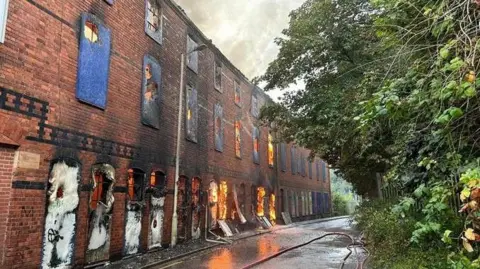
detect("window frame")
[0,0,9,44]
[214,61,222,92]
[145,0,163,44]
[186,35,199,73]
[234,79,241,107]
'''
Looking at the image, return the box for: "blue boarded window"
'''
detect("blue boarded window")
[214,104,224,152]
[316,161,320,181]
[317,192,322,214]
[252,127,260,164]
[280,143,287,172]
[308,161,312,179]
[76,13,111,109]
[322,161,327,181]
[300,154,306,177]
[311,192,316,214]
[290,147,296,174]
[324,193,329,213]
[141,55,162,129]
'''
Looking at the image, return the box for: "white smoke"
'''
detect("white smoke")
[174,0,306,99]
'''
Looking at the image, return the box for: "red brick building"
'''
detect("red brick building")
[0,0,331,268]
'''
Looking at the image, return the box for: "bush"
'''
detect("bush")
[354,200,451,269]
[332,192,350,215]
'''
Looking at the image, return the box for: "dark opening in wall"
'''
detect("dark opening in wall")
[128,168,146,202]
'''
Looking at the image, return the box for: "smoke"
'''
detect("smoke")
[174,0,305,82]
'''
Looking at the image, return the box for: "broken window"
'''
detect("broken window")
[208,180,218,228]
[187,36,199,73]
[214,103,224,152]
[191,177,202,239]
[253,127,260,164]
[142,55,162,129]
[186,85,198,142]
[145,0,162,44]
[84,21,98,43]
[127,168,146,202]
[235,119,241,158]
[268,133,274,167]
[251,94,258,118]
[234,80,241,106]
[256,187,266,217]
[214,61,222,91]
[91,170,114,210]
[218,181,228,220]
[269,193,276,225]
[150,170,167,196]
[0,0,9,43]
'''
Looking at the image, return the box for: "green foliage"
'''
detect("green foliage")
[260,0,480,265]
[354,200,451,269]
[332,192,351,215]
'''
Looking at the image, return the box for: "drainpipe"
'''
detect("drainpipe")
[171,53,185,248]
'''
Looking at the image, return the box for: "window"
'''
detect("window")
[291,146,296,175]
[308,161,312,179]
[187,36,199,73]
[127,168,146,202]
[234,80,241,106]
[280,143,287,172]
[142,55,162,129]
[0,0,9,44]
[235,119,242,158]
[145,0,162,44]
[76,13,111,109]
[268,134,274,167]
[186,85,198,142]
[316,160,320,181]
[214,61,222,91]
[214,103,224,152]
[251,94,259,118]
[253,127,260,164]
[322,161,327,181]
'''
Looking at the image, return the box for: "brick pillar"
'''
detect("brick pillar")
[0,145,16,266]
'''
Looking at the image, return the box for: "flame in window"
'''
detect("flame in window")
[235,121,241,157]
[218,181,228,220]
[256,187,266,217]
[268,134,274,166]
[269,193,276,225]
[84,21,98,43]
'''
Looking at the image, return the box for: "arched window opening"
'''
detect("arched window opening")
[269,193,276,225]
[256,187,266,217]
[127,168,146,202]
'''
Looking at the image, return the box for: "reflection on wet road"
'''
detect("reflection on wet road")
[154,218,362,269]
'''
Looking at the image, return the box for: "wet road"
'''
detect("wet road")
[153,218,366,269]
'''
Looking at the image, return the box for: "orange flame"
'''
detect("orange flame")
[218,181,228,220]
[257,187,266,216]
[269,193,276,225]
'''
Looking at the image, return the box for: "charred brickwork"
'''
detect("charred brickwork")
[0,0,331,268]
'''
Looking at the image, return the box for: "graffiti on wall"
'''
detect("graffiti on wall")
[214,104,224,152]
[149,171,167,249]
[186,85,198,142]
[142,55,162,129]
[124,169,146,255]
[86,164,115,264]
[41,161,80,269]
[76,13,111,109]
[191,177,202,239]
[208,180,218,229]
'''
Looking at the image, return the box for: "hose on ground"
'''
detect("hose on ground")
[241,232,368,269]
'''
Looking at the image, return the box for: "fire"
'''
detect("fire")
[256,187,266,217]
[218,181,228,220]
[268,134,274,166]
[269,193,276,225]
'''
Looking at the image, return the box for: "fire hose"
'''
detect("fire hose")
[241,232,369,269]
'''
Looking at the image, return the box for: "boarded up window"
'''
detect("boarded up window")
[0,0,9,43]
[297,153,301,175]
[186,85,198,142]
[291,147,296,175]
[253,127,260,164]
[142,55,162,129]
[308,161,312,179]
[268,134,274,167]
[214,61,222,91]
[76,13,111,109]
[316,161,320,181]
[145,0,162,44]
[234,80,241,106]
[251,93,258,118]
[187,36,199,73]
[322,161,327,181]
[235,119,241,158]
[214,103,224,152]
[280,143,287,172]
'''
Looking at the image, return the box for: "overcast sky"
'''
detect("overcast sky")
[174,0,306,100]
